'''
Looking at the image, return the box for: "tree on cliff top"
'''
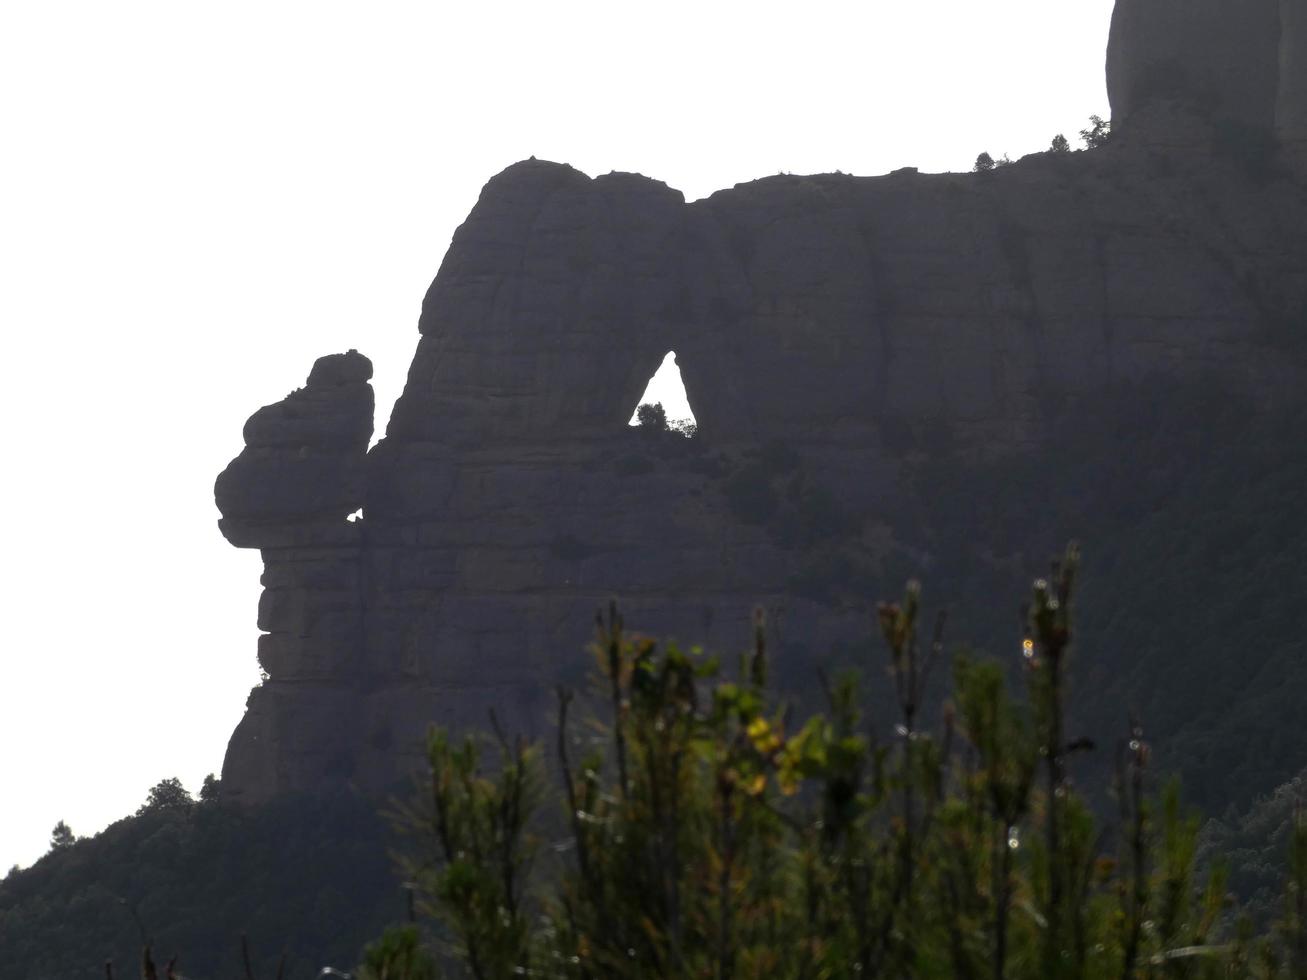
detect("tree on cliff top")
[1080,114,1111,148]
[135,777,194,816]
[199,773,220,803]
[48,821,74,852]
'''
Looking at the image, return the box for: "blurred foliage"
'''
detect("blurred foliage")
[357,926,440,980]
[384,555,1307,978]
[5,369,1306,977]
[1202,769,1307,927]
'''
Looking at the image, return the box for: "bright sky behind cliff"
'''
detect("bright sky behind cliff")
[0,0,1115,870]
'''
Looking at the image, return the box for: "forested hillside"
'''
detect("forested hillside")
[0,792,398,980]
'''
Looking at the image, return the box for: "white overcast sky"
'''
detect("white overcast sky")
[0,0,1115,870]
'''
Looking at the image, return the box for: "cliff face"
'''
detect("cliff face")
[1107,0,1281,133]
[1107,0,1307,157]
[215,3,1307,806]
[1282,0,1307,160]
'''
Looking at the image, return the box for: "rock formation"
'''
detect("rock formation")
[215,351,374,794]
[215,1,1307,806]
[1281,0,1307,161]
[1107,0,1307,161]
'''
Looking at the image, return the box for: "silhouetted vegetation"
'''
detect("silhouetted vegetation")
[635,401,668,432]
[975,116,1105,170]
[48,821,74,853]
[1080,115,1112,149]
[358,926,440,980]
[199,773,221,803]
[378,552,1307,978]
[0,792,399,980]
[635,401,697,440]
[6,499,1307,975]
[135,777,194,817]
[6,379,1306,977]
[975,151,1015,172]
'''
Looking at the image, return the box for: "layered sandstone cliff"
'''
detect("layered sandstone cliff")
[215,2,1307,805]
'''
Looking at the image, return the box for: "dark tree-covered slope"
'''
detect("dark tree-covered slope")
[0,794,400,980]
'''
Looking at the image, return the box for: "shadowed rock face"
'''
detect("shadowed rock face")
[215,352,375,795]
[215,4,1307,806]
[216,350,373,546]
[1107,0,1307,155]
[388,167,687,447]
[1281,0,1307,160]
[1107,0,1281,133]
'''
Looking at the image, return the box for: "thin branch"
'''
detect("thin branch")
[555,686,595,894]
[602,601,631,802]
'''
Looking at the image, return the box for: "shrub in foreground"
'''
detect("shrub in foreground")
[387,545,1307,979]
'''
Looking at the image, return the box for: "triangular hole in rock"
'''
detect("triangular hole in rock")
[628,351,696,433]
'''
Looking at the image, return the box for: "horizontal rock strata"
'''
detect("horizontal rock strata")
[216,0,1307,805]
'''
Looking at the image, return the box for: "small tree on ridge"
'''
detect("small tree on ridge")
[49,821,74,852]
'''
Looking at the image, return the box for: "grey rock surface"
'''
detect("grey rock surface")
[1107,0,1280,133]
[214,1,1307,805]
[1108,0,1307,163]
[1281,0,1307,160]
[216,349,373,543]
